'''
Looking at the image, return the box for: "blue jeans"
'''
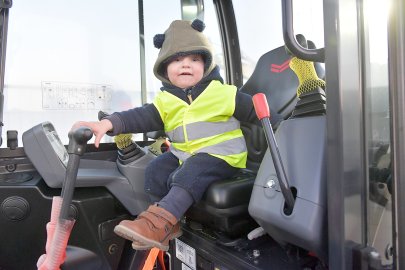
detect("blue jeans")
[144,151,239,202]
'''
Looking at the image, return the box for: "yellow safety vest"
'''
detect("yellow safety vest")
[153,80,247,168]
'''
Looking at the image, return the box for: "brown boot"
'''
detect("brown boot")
[131,222,183,250]
[114,205,178,251]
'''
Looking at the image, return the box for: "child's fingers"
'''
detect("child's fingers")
[94,133,104,148]
[71,121,92,131]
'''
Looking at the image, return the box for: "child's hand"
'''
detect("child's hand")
[71,119,113,148]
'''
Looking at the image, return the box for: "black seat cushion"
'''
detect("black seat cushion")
[185,170,257,237]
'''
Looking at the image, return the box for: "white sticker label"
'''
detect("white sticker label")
[175,238,196,270]
[42,81,112,110]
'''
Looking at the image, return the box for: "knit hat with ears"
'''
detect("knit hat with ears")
[153,19,216,84]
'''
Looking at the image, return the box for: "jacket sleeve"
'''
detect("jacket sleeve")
[234,91,283,126]
[105,103,164,136]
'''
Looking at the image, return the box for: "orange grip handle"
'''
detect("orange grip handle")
[253,93,271,120]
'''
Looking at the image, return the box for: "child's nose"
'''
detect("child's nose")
[182,58,192,67]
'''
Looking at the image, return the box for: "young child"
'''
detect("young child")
[72,19,271,251]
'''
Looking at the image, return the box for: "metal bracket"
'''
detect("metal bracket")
[352,244,383,270]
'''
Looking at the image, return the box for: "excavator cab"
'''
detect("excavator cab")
[0,0,402,269]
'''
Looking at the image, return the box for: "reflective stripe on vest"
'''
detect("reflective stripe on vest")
[153,80,247,168]
[169,136,247,161]
[166,117,240,143]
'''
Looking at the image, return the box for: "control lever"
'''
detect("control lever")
[60,127,93,219]
[253,93,295,214]
[37,126,93,270]
[98,111,145,164]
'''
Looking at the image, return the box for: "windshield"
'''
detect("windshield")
[2,0,223,146]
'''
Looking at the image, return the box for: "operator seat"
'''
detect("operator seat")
[241,39,324,171]
[185,41,324,237]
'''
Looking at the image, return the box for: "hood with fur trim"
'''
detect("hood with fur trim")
[153,19,215,85]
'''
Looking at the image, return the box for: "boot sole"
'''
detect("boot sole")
[131,230,183,250]
[114,225,178,252]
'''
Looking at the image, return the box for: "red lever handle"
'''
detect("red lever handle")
[252,93,271,120]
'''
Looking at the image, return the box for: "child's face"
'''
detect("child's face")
[167,54,204,89]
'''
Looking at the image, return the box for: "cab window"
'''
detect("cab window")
[4,0,223,145]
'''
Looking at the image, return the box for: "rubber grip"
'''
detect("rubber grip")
[252,93,271,120]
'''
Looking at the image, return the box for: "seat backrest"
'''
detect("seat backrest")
[239,43,324,171]
[239,45,297,171]
[240,45,298,118]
